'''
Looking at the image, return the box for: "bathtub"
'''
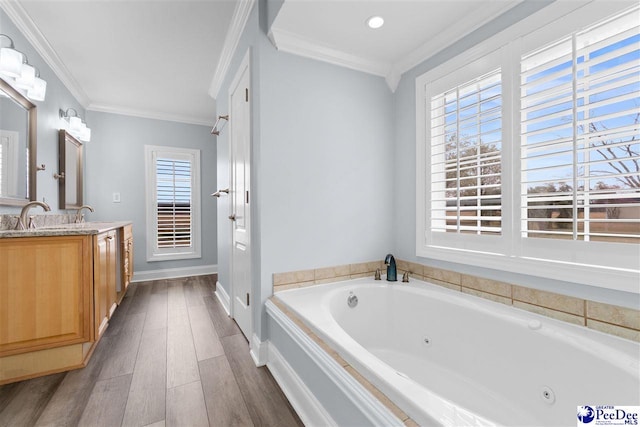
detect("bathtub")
[274,277,640,426]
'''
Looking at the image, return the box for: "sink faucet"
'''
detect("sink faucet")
[75,205,95,223]
[384,253,397,282]
[16,201,51,230]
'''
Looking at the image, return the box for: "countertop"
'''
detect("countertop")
[0,221,132,238]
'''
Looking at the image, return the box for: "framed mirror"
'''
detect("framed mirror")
[0,77,36,206]
[58,129,83,209]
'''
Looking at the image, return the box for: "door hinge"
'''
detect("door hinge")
[246,190,249,204]
[245,88,249,102]
[246,293,250,306]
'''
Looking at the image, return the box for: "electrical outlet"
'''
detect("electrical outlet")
[113,192,121,203]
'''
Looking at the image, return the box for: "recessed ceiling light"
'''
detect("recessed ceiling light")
[366,16,384,29]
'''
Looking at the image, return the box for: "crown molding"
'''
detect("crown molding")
[269,27,391,81]
[0,0,90,107]
[87,103,214,127]
[208,0,256,100]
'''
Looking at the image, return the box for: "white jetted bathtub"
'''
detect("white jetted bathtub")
[275,277,640,426]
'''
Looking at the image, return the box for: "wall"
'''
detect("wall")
[216,1,395,342]
[391,1,640,309]
[85,111,217,276]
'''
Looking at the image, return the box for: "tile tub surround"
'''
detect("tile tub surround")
[272,259,640,342]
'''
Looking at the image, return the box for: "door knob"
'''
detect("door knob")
[228,214,236,221]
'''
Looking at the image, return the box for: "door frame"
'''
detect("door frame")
[227,49,252,338]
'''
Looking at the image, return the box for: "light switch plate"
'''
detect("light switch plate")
[113,192,121,203]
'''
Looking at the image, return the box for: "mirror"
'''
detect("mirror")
[0,78,36,206]
[58,129,83,209]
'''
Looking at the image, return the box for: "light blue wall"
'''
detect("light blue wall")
[216,1,395,340]
[0,8,84,213]
[85,111,217,274]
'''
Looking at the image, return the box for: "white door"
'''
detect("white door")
[229,53,252,340]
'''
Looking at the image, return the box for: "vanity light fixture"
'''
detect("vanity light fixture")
[60,108,91,142]
[0,34,47,102]
[366,16,384,29]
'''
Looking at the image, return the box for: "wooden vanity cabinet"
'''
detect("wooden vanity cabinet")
[93,230,117,339]
[0,222,134,384]
[118,224,133,304]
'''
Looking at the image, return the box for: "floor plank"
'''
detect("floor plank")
[0,373,65,427]
[222,334,304,427]
[166,381,209,427]
[199,356,252,427]
[166,284,199,389]
[203,295,241,338]
[77,374,131,427]
[98,313,145,380]
[188,304,225,361]
[121,327,167,427]
[144,292,168,331]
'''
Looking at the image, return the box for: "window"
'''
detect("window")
[417,3,639,291]
[521,10,640,243]
[431,69,503,236]
[145,145,201,261]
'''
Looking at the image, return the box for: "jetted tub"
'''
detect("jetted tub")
[275,277,640,426]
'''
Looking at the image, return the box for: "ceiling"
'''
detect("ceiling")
[2,0,523,126]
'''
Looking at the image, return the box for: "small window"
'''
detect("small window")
[145,145,201,261]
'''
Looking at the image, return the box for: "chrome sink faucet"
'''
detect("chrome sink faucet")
[75,205,95,223]
[16,201,51,230]
[384,253,397,282]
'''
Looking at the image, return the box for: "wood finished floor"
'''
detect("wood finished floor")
[0,276,304,427]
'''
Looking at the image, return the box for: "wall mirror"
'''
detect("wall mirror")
[58,129,83,209]
[0,77,36,206]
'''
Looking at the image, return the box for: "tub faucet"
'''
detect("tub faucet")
[16,201,51,230]
[384,253,397,282]
[75,205,95,223]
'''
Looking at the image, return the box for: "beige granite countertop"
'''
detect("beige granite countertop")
[0,221,132,238]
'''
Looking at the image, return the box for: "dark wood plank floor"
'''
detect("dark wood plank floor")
[0,275,304,427]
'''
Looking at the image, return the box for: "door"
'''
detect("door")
[229,52,252,340]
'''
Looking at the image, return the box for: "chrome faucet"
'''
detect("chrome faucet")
[16,201,51,230]
[384,253,397,282]
[75,205,95,223]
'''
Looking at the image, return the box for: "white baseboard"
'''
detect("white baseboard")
[214,281,231,315]
[267,342,337,427]
[132,264,217,282]
[250,333,268,367]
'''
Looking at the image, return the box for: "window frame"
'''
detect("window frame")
[144,145,202,262]
[416,0,639,293]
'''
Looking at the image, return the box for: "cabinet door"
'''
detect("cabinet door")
[94,234,109,339]
[106,231,117,318]
[0,235,92,355]
[118,225,133,304]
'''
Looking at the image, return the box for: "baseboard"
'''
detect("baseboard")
[131,264,217,282]
[267,342,337,427]
[250,333,268,367]
[214,281,231,315]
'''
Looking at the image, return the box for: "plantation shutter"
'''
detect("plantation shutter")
[156,157,192,249]
[430,69,502,235]
[521,9,640,243]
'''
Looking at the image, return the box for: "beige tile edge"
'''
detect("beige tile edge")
[272,259,639,342]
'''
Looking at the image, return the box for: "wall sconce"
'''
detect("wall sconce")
[60,108,91,142]
[0,34,47,102]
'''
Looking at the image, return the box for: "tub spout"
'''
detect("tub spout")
[384,253,397,282]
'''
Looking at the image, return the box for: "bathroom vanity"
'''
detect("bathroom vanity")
[0,222,133,384]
